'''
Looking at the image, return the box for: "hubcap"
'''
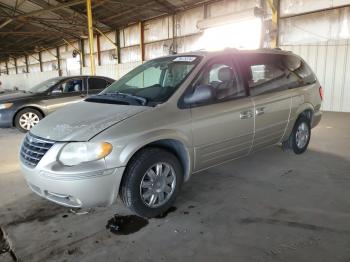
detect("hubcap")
[296,122,309,149]
[19,112,40,130]
[140,162,176,208]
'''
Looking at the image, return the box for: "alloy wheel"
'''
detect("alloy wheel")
[140,162,176,208]
[295,122,309,149]
[19,112,40,130]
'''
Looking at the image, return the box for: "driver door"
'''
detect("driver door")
[189,55,254,171]
[43,77,85,114]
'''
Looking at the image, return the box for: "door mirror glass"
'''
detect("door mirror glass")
[183,84,215,105]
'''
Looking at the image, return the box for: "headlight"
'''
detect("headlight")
[0,103,13,109]
[58,142,113,166]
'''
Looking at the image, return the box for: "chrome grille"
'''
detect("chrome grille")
[20,133,55,168]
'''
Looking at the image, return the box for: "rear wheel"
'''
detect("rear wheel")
[15,108,43,132]
[288,115,311,154]
[120,148,183,218]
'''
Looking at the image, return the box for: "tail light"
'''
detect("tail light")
[319,86,324,101]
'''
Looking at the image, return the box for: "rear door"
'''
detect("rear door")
[43,77,85,114]
[87,77,112,95]
[242,53,298,151]
[188,55,254,171]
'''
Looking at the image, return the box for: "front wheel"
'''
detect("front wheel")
[289,116,311,154]
[120,148,183,218]
[15,108,43,132]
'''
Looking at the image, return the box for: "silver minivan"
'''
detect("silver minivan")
[19,49,322,218]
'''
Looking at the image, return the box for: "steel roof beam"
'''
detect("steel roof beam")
[0,0,84,29]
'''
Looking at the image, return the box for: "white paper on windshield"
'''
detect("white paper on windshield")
[173,56,197,62]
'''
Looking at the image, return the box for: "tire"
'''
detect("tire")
[15,108,43,133]
[289,115,311,154]
[120,147,183,218]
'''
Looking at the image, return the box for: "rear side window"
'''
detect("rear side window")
[244,54,299,96]
[88,78,110,90]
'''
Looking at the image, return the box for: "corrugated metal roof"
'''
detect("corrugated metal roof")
[0,0,214,60]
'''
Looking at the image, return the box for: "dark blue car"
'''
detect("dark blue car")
[0,75,114,132]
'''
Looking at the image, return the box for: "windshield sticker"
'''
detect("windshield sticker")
[173,56,197,62]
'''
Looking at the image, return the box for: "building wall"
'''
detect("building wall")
[0,0,260,91]
[282,40,350,112]
[280,0,350,112]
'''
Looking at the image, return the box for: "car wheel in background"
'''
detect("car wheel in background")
[120,148,183,218]
[289,115,311,154]
[15,108,43,132]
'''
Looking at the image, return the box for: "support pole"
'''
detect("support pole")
[5,61,9,75]
[80,39,86,67]
[97,34,101,66]
[116,28,121,64]
[86,0,95,75]
[56,47,62,76]
[25,55,29,73]
[139,21,145,61]
[38,52,43,72]
[266,0,278,48]
[14,57,18,74]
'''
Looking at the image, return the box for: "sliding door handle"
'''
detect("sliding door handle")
[240,110,254,119]
[255,107,265,116]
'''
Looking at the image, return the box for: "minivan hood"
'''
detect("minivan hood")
[30,101,149,141]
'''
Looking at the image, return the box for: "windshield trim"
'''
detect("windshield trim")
[29,78,63,94]
[100,55,203,106]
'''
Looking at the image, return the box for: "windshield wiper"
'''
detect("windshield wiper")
[101,92,148,106]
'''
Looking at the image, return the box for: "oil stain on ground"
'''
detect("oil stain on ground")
[1,228,17,261]
[106,206,178,235]
[0,229,10,255]
[106,215,149,235]
[239,217,350,234]
[5,204,68,226]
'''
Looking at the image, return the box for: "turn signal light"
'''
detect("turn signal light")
[319,86,324,101]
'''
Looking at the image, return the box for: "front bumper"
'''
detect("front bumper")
[20,142,125,208]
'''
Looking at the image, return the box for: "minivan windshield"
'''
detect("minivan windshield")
[29,78,61,93]
[99,56,200,105]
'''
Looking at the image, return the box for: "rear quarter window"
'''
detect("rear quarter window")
[283,55,317,85]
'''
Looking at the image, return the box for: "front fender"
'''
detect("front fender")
[104,128,194,181]
[119,129,191,165]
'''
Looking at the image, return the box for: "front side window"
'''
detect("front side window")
[194,58,245,101]
[101,56,200,105]
[53,79,83,94]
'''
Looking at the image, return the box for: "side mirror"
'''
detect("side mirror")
[51,89,62,95]
[183,84,215,105]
